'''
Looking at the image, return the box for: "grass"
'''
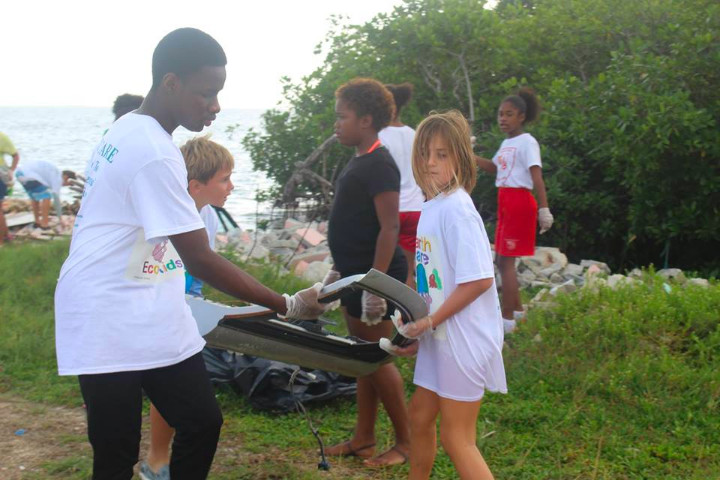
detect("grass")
[1,239,719,478]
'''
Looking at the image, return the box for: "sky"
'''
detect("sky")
[2,0,408,109]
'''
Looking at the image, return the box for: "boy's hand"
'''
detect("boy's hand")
[379,337,419,357]
[361,291,386,325]
[538,207,554,234]
[391,311,433,339]
[283,282,326,320]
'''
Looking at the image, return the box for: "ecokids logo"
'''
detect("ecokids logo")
[141,241,184,275]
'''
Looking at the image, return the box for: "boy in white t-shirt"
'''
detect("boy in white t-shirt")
[141,135,234,480]
[54,28,326,480]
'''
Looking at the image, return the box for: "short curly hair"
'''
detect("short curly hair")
[335,78,395,132]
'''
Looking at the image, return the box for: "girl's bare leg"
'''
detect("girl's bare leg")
[408,386,440,480]
[402,248,416,290]
[439,397,494,480]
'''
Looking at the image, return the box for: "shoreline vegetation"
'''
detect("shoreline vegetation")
[1,239,718,478]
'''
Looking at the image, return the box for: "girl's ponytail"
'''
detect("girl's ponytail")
[503,87,541,124]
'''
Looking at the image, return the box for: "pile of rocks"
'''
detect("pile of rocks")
[216,218,333,283]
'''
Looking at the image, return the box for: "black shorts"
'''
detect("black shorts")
[339,259,408,320]
[0,179,6,200]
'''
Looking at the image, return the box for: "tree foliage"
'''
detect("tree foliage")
[243,0,720,273]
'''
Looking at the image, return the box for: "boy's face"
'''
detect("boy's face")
[189,166,234,209]
[171,66,226,132]
[334,99,372,147]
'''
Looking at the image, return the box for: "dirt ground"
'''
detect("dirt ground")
[0,395,383,479]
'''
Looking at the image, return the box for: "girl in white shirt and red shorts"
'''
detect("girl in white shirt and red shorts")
[477,88,554,333]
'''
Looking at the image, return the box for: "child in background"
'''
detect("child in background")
[381,110,506,479]
[14,160,75,229]
[476,88,553,333]
[140,135,234,480]
[379,82,425,289]
[324,78,411,467]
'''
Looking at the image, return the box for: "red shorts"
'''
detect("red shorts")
[495,188,537,257]
[398,211,421,252]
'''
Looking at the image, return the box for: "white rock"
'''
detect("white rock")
[302,261,331,283]
[628,268,643,279]
[530,288,549,304]
[563,263,584,276]
[687,278,709,288]
[550,272,565,284]
[658,268,686,283]
[549,280,577,296]
[580,260,611,274]
[527,247,568,269]
[607,274,630,289]
[540,263,564,278]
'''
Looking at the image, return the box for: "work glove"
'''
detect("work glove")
[379,337,419,357]
[361,291,386,326]
[283,282,326,320]
[321,269,342,310]
[390,311,434,340]
[322,269,341,287]
[538,207,554,234]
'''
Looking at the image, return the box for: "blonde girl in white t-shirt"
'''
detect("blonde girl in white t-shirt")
[381,110,506,480]
[476,88,553,333]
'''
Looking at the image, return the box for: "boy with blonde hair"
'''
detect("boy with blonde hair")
[141,135,234,480]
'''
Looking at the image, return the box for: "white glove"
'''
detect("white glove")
[283,282,326,320]
[361,291,386,326]
[379,337,419,357]
[321,269,342,310]
[538,207,553,234]
[390,311,434,339]
[322,269,341,287]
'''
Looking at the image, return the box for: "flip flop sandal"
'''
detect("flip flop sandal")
[328,440,376,459]
[363,445,409,467]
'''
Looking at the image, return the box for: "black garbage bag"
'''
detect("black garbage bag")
[202,347,357,412]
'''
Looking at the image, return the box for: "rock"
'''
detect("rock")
[293,227,327,247]
[580,260,611,274]
[527,247,568,269]
[288,251,330,268]
[302,261,331,283]
[606,274,632,289]
[687,278,709,288]
[317,221,328,234]
[531,280,553,289]
[549,280,577,296]
[584,276,607,291]
[549,272,565,284]
[658,268,686,283]
[532,334,542,343]
[284,218,305,231]
[540,263,563,278]
[244,244,270,260]
[294,260,310,276]
[530,288,549,304]
[269,247,296,260]
[563,263,584,277]
[628,268,643,279]
[586,264,603,276]
[518,270,537,287]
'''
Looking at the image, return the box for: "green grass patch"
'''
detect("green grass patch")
[1,240,718,478]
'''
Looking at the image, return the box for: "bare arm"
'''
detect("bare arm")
[430,277,494,327]
[530,166,549,208]
[170,229,287,314]
[372,190,401,273]
[475,155,497,174]
[10,153,19,172]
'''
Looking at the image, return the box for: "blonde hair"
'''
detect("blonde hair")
[180,134,234,183]
[412,110,477,198]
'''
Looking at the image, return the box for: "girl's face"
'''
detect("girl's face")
[334,98,366,147]
[497,101,525,137]
[425,134,456,193]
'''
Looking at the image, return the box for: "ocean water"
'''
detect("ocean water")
[0,107,274,230]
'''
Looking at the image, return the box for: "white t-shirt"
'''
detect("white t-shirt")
[379,126,424,212]
[54,113,207,376]
[492,133,542,189]
[15,160,62,194]
[199,205,219,249]
[414,188,507,401]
